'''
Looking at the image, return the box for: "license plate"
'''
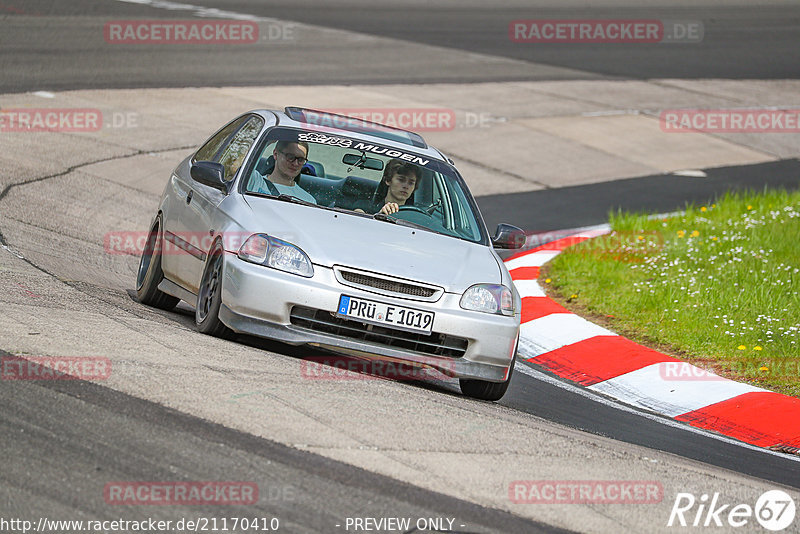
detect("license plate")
[337,295,434,335]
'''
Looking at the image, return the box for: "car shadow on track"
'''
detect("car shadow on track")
[238,334,464,397]
[126,289,463,397]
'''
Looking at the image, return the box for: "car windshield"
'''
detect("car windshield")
[243,128,487,244]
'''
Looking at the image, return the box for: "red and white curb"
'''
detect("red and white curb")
[505,228,800,451]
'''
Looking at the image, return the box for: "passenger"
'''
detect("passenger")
[357,159,421,215]
[250,140,317,204]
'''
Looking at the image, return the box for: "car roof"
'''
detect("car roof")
[251,107,451,165]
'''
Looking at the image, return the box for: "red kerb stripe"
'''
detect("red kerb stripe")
[528,336,677,386]
[520,297,569,323]
[675,392,800,447]
[509,266,540,280]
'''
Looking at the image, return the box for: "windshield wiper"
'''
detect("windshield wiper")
[248,191,316,206]
[372,212,397,224]
[274,194,316,206]
[374,212,438,233]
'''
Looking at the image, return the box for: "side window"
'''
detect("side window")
[218,116,264,181]
[195,116,249,163]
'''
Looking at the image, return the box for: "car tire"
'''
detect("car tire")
[196,241,234,339]
[136,214,180,310]
[459,358,514,401]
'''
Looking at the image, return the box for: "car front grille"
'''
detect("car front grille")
[290,306,467,358]
[334,267,442,301]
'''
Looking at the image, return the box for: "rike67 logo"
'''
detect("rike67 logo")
[667,490,796,531]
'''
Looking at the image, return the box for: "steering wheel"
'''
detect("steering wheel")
[397,205,431,216]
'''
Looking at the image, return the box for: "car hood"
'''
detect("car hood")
[236,196,502,293]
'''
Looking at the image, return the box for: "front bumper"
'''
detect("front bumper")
[220,256,520,382]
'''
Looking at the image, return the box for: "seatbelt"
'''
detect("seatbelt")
[263,179,280,196]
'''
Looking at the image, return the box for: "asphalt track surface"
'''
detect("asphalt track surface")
[2,0,800,532]
[179,0,800,80]
[479,159,800,232]
[0,349,558,534]
[2,0,800,92]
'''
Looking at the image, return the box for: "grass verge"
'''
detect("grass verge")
[543,188,800,398]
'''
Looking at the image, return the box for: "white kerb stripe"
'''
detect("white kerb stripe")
[573,228,611,239]
[518,313,616,358]
[504,250,562,271]
[588,362,767,418]
[512,280,546,298]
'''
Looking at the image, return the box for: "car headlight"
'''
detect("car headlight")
[460,284,514,316]
[238,234,314,278]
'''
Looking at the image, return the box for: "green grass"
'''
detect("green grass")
[544,188,800,397]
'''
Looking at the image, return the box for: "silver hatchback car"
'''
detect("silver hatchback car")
[137,107,524,400]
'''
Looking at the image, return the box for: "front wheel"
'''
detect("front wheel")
[196,242,233,338]
[459,359,514,401]
[136,214,180,310]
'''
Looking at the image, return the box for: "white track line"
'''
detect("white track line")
[113,0,264,21]
[514,361,800,462]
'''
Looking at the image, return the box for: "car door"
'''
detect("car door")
[162,114,263,293]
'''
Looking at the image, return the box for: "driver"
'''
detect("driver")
[356,159,421,215]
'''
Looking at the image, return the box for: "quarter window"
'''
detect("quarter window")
[195,116,247,163]
[218,116,264,180]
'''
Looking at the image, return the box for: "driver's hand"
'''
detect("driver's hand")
[379,202,399,215]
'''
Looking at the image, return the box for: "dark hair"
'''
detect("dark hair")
[275,140,309,154]
[373,158,421,205]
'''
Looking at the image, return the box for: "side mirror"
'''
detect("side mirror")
[492,223,526,249]
[190,161,228,193]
